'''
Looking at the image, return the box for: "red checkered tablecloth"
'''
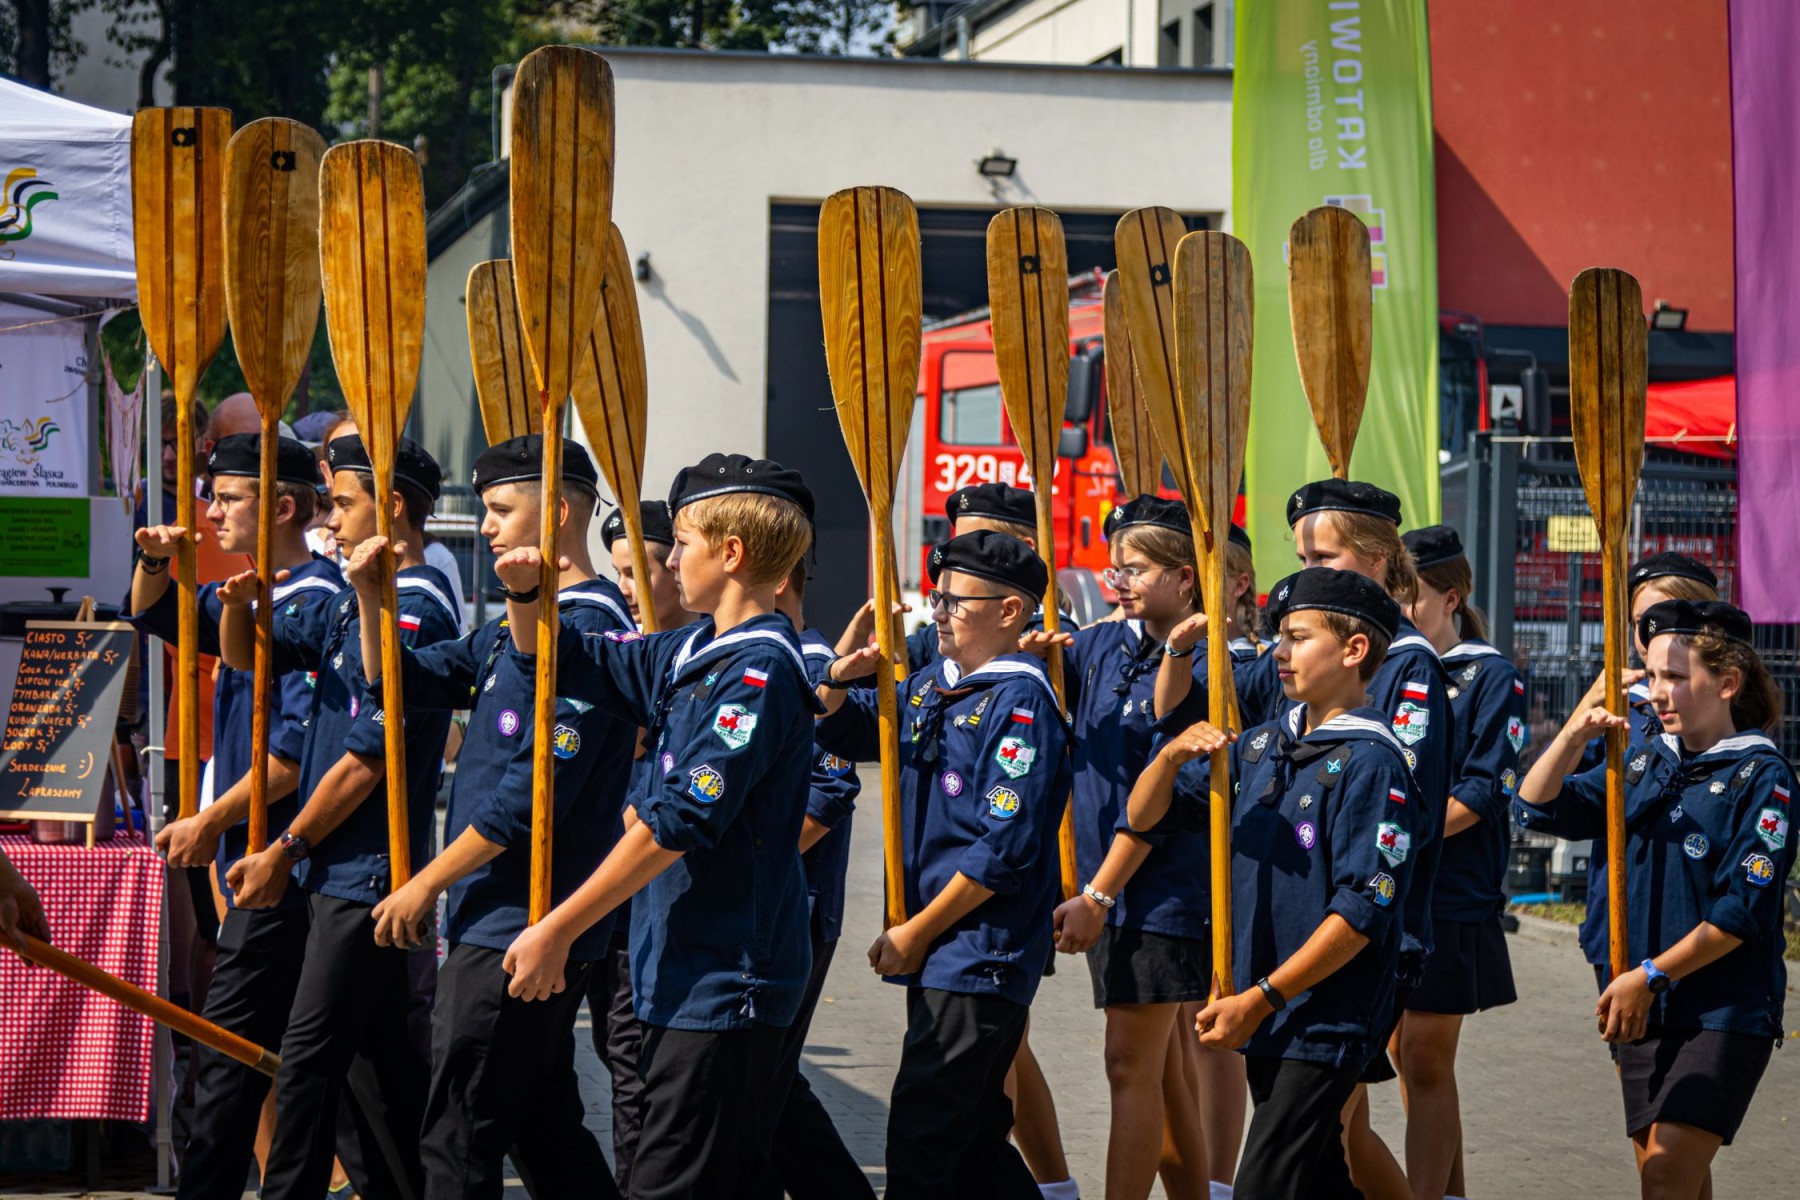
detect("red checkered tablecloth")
[0,833,164,1122]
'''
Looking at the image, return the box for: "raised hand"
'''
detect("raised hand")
[1159,720,1234,767]
[343,535,396,596]
[1560,704,1631,743]
[134,524,193,559]
[215,568,261,608]
[494,546,561,596]
[1165,611,1208,655]
[1017,629,1074,660]
[1575,667,1646,715]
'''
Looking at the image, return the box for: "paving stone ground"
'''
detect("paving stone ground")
[11,770,1795,1198]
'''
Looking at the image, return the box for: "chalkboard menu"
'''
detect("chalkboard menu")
[0,620,136,828]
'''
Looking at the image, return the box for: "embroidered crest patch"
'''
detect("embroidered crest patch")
[712,704,757,749]
[1743,853,1777,888]
[497,709,520,737]
[1370,873,1396,907]
[1294,821,1317,850]
[818,752,855,777]
[1506,716,1526,752]
[1377,822,1411,866]
[1682,833,1709,860]
[994,737,1037,779]
[1392,702,1430,746]
[1756,807,1788,852]
[986,784,1022,820]
[552,724,581,759]
[603,629,643,642]
[940,771,965,797]
[688,763,725,804]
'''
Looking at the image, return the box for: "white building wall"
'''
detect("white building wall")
[471,49,1232,525]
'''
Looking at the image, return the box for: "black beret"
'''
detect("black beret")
[1401,524,1465,570]
[667,453,814,522]
[1229,523,1251,552]
[601,500,675,549]
[471,435,599,496]
[1104,494,1191,540]
[948,482,1036,528]
[325,435,442,501]
[207,433,319,488]
[1638,599,1752,646]
[1265,567,1401,639]
[928,529,1048,599]
[1628,551,1718,593]
[1287,478,1402,527]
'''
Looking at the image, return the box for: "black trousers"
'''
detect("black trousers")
[630,1020,786,1200]
[749,937,872,1200]
[588,931,646,1194]
[418,943,615,1200]
[261,892,431,1200]
[1236,1054,1365,1200]
[885,987,1038,1200]
[175,905,309,1200]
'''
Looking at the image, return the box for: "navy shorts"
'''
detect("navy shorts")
[1618,1028,1774,1144]
[1085,923,1211,1008]
[1406,915,1518,1015]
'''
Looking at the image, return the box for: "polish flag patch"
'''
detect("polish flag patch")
[398,614,421,631]
[1011,708,1035,724]
[742,667,769,689]
[1388,788,1407,806]
[1513,679,1526,696]
[1402,682,1429,702]
[1775,784,1790,806]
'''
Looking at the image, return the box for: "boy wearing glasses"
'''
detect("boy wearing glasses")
[817,529,1071,1199]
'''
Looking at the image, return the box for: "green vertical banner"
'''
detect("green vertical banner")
[1233,0,1439,586]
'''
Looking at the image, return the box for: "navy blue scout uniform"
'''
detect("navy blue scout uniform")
[124,434,343,1200]
[816,530,1069,1199]
[259,436,459,1200]
[1198,569,1418,1200]
[751,629,874,1200]
[377,437,631,1199]
[1438,638,1529,917]
[518,454,820,1199]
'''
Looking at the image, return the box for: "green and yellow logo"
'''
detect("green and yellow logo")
[0,167,58,246]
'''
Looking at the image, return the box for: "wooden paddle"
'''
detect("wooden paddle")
[986,206,1078,901]
[510,45,615,924]
[1173,231,1254,1001]
[131,107,231,822]
[16,934,279,1076]
[222,117,324,854]
[467,260,539,441]
[573,224,654,631]
[1113,207,1192,499]
[818,185,920,930]
[1568,268,1648,983]
[1287,206,1372,480]
[317,140,428,888]
[1102,268,1164,498]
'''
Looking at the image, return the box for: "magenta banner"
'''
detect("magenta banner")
[1730,0,1800,621]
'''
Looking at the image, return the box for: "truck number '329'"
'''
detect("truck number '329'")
[932,453,1036,493]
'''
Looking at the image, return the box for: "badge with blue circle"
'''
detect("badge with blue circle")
[497,709,521,737]
[985,784,1022,820]
[1682,832,1708,859]
[1743,853,1777,888]
[552,724,581,759]
[1370,872,1396,907]
[687,763,725,804]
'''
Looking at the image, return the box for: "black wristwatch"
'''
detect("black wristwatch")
[280,831,310,863]
[499,583,542,604]
[1256,976,1287,1012]
[819,657,857,689]
[1164,640,1196,659]
[134,545,171,574]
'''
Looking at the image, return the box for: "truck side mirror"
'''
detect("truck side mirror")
[1066,343,1102,423]
[1058,425,1089,460]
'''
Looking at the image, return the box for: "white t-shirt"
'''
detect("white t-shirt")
[423,541,469,623]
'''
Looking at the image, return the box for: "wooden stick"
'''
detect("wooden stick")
[223,117,324,853]
[573,224,655,631]
[1568,268,1648,982]
[1102,268,1164,498]
[986,206,1078,901]
[1173,231,1254,1001]
[1113,207,1192,499]
[16,934,279,1077]
[510,46,615,924]
[1287,207,1373,481]
[467,260,540,442]
[818,186,921,930]
[318,140,428,888]
[131,107,231,822]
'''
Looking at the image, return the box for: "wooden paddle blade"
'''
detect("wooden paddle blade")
[573,224,650,516]
[467,260,539,442]
[1173,232,1254,546]
[223,118,324,419]
[1103,269,1164,498]
[818,186,922,505]
[1568,268,1648,545]
[987,207,1070,483]
[509,45,615,410]
[1287,206,1372,479]
[1114,207,1192,498]
[132,107,232,397]
[318,140,428,476]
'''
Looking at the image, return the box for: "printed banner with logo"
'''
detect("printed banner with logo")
[0,322,89,497]
[1232,0,1439,586]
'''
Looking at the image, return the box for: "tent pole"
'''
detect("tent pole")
[142,351,172,1192]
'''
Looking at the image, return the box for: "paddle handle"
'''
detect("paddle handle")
[619,495,658,635]
[174,389,201,821]
[883,541,907,683]
[17,934,280,1077]
[375,510,411,891]
[871,508,908,929]
[249,412,277,853]
[530,425,563,924]
[1602,544,1629,979]
[1028,481,1078,903]
[1201,541,1236,999]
